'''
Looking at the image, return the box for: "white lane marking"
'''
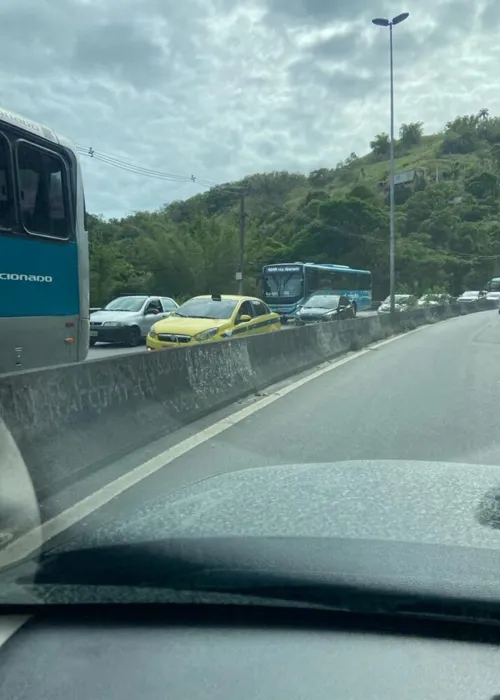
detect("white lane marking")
[0,616,30,648]
[0,326,425,568]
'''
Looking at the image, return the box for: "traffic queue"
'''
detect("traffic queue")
[89,293,282,350]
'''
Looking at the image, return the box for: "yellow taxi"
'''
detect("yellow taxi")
[147,294,281,350]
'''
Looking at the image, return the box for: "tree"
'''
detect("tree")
[399,121,423,148]
[464,171,499,200]
[370,133,390,158]
[86,109,500,306]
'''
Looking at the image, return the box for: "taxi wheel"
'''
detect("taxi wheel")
[127,325,141,347]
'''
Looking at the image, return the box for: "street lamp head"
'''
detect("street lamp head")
[392,12,409,25]
[372,17,389,26]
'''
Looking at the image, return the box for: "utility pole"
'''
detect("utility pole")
[236,187,248,295]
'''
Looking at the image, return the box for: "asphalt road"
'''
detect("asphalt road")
[39,308,500,548]
[85,310,378,361]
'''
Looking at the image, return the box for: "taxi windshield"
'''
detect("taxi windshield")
[175,298,238,319]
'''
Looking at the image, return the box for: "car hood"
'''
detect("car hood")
[43,460,500,551]
[6,460,500,608]
[90,310,139,322]
[152,316,228,335]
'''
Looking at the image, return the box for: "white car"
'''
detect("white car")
[457,291,481,303]
[378,294,418,313]
[486,291,500,304]
[89,295,179,347]
[417,294,451,307]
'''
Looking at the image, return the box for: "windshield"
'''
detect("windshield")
[263,272,303,299]
[103,296,148,312]
[304,295,340,309]
[175,298,238,319]
[6,0,500,622]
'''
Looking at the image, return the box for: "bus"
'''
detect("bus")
[0,106,89,374]
[485,277,500,292]
[261,262,372,321]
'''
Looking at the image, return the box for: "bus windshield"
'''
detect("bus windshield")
[263,271,303,299]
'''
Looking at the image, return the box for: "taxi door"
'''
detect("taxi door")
[250,299,280,335]
[232,300,256,337]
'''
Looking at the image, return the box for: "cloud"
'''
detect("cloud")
[0,0,497,217]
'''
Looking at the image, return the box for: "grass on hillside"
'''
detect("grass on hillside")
[180,130,487,219]
[323,133,485,200]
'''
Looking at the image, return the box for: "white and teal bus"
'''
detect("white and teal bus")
[0,107,89,374]
[262,262,372,322]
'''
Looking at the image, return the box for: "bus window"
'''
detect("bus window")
[0,135,15,230]
[17,142,70,239]
[305,267,323,295]
[83,195,88,231]
[318,269,335,290]
[336,271,350,289]
[356,271,371,290]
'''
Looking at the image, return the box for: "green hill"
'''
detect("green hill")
[88,109,500,304]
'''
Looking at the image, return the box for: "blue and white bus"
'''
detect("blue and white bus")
[262,262,372,321]
[0,107,89,374]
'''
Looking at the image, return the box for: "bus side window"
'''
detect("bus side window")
[0,135,15,230]
[306,268,319,295]
[17,142,70,239]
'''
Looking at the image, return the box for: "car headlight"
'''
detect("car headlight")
[102,321,125,327]
[194,327,219,342]
[149,328,158,339]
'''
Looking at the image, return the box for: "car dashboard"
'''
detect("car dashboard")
[1,604,500,700]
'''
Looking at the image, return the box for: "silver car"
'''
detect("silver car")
[89,295,179,347]
[457,290,481,303]
[378,294,418,314]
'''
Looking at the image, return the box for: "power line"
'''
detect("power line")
[76,145,218,189]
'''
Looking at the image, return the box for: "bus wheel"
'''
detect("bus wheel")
[127,325,141,347]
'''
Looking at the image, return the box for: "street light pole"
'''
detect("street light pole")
[372,12,409,315]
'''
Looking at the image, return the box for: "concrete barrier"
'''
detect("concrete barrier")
[0,300,496,507]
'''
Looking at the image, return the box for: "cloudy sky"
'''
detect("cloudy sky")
[2,0,498,218]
